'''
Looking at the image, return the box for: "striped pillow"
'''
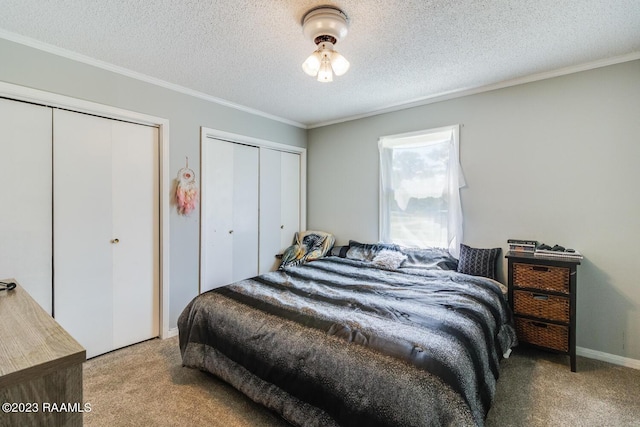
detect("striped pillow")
[457,244,501,280]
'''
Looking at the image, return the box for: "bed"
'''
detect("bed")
[179,241,517,426]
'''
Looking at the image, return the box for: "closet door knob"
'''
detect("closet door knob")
[228,230,234,234]
[111,238,120,244]
[280,225,284,229]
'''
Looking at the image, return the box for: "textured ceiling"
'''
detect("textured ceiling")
[1,0,639,128]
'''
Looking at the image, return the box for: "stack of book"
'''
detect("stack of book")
[534,248,583,260]
[507,239,537,253]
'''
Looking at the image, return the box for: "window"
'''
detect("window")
[378,125,465,257]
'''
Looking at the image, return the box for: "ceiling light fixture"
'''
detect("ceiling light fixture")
[301,6,350,83]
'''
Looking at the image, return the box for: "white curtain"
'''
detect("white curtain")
[446,126,466,258]
[378,125,465,258]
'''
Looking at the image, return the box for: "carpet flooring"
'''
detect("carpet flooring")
[83,336,640,426]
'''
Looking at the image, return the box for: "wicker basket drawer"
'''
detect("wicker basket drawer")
[513,263,569,294]
[513,290,570,322]
[515,317,568,352]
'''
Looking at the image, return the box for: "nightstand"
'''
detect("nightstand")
[505,251,580,372]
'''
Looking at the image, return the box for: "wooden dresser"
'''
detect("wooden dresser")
[505,252,580,372]
[0,279,86,426]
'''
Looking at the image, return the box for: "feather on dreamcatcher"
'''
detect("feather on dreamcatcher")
[176,157,198,215]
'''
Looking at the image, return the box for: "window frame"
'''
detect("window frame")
[378,124,464,256]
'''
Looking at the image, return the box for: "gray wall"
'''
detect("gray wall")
[0,38,307,329]
[307,60,640,362]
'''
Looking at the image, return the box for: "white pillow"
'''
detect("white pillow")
[372,249,407,270]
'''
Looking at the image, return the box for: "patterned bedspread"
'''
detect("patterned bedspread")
[179,256,517,426]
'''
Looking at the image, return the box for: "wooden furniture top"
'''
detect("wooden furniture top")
[505,251,581,266]
[0,279,85,389]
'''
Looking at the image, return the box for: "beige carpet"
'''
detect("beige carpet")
[83,336,288,427]
[485,348,640,426]
[83,336,640,426]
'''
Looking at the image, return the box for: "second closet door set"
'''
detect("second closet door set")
[200,137,302,293]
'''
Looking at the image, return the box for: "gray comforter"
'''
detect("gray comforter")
[179,256,517,426]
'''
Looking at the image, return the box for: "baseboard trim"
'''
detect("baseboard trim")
[577,346,640,370]
[166,327,179,338]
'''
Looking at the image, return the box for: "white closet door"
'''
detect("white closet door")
[259,149,300,274]
[232,144,259,280]
[201,139,258,292]
[0,99,53,313]
[202,139,234,289]
[258,149,282,274]
[111,121,159,349]
[54,110,114,358]
[54,109,159,358]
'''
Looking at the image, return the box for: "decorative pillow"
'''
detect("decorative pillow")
[456,244,501,280]
[346,240,401,262]
[399,246,459,270]
[372,249,407,270]
[279,231,335,269]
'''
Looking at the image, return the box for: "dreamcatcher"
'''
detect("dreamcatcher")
[176,157,198,215]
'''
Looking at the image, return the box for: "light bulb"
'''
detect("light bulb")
[330,51,350,76]
[317,59,333,82]
[302,51,321,76]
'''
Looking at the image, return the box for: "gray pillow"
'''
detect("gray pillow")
[399,247,458,270]
[346,240,401,261]
[456,244,501,280]
[330,245,349,257]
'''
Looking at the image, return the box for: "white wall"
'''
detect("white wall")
[0,38,307,329]
[307,60,640,362]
